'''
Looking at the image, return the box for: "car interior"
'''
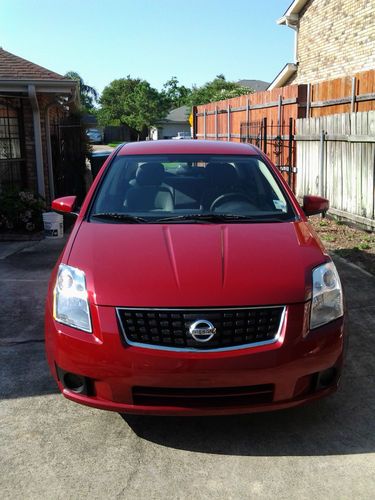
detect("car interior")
[91,155,290,218]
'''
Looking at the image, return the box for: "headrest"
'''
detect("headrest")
[136,162,165,186]
[205,162,238,186]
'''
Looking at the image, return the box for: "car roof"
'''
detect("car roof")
[117,140,260,156]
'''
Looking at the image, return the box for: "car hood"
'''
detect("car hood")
[68,220,327,307]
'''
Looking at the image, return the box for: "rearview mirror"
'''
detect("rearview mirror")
[52,196,78,215]
[302,195,329,216]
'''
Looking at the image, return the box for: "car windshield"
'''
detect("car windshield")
[89,154,296,223]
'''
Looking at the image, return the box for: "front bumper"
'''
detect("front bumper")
[45,302,345,416]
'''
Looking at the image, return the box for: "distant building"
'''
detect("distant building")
[150,105,191,140]
[269,0,375,89]
[237,80,270,92]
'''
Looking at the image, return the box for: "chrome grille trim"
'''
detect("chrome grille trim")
[116,306,286,352]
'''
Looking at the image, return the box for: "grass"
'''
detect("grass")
[310,215,375,276]
[106,142,123,148]
[358,242,371,250]
[321,234,336,242]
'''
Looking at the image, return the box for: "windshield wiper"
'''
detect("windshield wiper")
[155,213,292,223]
[91,212,290,224]
[91,212,148,223]
[155,213,261,223]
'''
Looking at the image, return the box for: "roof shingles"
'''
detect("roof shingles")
[0,48,71,81]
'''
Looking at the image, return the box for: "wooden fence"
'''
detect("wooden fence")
[306,70,375,117]
[194,85,305,143]
[296,111,375,229]
[193,85,306,189]
[194,69,375,141]
[193,69,375,211]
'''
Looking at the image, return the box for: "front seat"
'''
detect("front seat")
[200,162,240,210]
[124,162,174,212]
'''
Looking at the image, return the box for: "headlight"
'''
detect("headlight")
[53,264,92,333]
[310,262,343,329]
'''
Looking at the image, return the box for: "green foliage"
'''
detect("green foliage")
[0,190,46,233]
[65,71,98,113]
[162,77,192,108]
[186,74,252,107]
[358,242,371,250]
[98,77,170,134]
[321,234,336,242]
[97,74,252,135]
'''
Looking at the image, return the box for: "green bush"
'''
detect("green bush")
[0,189,46,233]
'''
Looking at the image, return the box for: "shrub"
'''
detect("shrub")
[0,189,46,233]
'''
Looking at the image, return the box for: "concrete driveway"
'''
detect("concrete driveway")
[0,238,374,499]
[91,144,115,153]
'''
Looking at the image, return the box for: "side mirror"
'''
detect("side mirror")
[52,196,78,215]
[302,195,329,216]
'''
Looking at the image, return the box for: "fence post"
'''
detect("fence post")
[215,106,218,140]
[306,83,311,118]
[227,104,230,141]
[277,95,283,133]
[351,77,357,113]
[203,109,206,140]
[262,117,267,155]
[288,117,293,188]
[192,106,197,139]
[246,98,250,142]
[319,129,326,197]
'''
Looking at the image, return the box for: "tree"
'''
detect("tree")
[162,77,192,108]
[65,71,98,112]
[97,77,169,138]
[187,75,252,107]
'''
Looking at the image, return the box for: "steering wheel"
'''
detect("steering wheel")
[210,193,256,212]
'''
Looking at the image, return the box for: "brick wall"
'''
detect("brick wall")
[294,0,375,84]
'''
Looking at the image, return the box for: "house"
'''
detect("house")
[149,105,191,140]
[0,48,77,202]
[269,0,375,89]
[237,80,270,92]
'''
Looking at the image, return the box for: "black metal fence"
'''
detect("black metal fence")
[240,117,296,190]
[50,118,87,202]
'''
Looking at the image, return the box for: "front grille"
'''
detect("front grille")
[133,384,274,407]
[117,306,285,351]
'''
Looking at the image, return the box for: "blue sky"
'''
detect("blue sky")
[2,0,293,94]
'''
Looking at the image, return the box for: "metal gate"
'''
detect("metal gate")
[50,118,87,202]
[240,117,297,191]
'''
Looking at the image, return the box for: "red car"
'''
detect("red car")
[45,140,345,416]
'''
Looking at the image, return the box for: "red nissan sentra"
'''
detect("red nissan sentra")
[45,140,345,416]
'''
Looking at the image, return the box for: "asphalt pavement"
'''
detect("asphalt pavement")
[0,236,375,499]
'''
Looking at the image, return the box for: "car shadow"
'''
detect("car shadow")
[334,247,375,277]
[121,302,375,457]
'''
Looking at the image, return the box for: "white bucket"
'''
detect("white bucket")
[43,212,64,239]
